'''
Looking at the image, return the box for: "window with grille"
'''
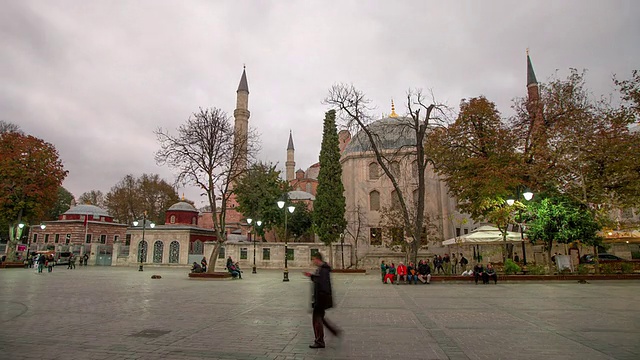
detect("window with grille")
[169,241,180,263]
[153,241,163,263]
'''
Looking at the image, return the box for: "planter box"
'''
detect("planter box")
[332,269,367,274]
[188,272,232,279]
[0,262,26,269]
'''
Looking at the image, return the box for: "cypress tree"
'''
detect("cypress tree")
[314,110,347,262]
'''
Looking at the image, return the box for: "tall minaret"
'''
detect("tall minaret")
[525,49,546,163]
[286,130,295,181]
[234,66,250,173]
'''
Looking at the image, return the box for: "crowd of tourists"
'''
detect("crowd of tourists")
[380,253,498,285]
[26,253,89,273]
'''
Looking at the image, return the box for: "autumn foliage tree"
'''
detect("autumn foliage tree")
[0,132,67,261]
[428,96,520,220]
[104,174,180,225]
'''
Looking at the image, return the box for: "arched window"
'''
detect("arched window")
[369,190,380,211]
[191,217,196,225]
[368,162,380,180]
[169,241,180,263]
[390,161,401,177]
[391,190,400,209]
[413,188,419,205]
[412,160,418,178]
[138,240,148,262]
[153,241,164,263]
[170,215,176,224]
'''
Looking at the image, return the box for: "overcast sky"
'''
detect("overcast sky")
[2,0,638,209]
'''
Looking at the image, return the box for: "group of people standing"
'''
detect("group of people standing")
[432,253,469,275]
[30,253,89,273]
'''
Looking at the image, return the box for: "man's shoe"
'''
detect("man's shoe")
[309,343,325,349]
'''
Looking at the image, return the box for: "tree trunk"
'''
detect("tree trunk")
[593,244,599,274]
[547,242,554,274]
[206,242,222,274]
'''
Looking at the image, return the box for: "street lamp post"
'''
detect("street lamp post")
[247,218,262,274]
[507,188,533,272]
[277,201,295,282]
[133,211,154,272]
[340,233,345,269]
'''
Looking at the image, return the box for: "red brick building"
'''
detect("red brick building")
[29,204,128,255]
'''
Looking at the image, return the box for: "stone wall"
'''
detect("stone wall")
[205,242,353,270]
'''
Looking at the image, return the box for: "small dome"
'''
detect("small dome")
[343,117,417,154]
[288,190,315,201]
[64,204,110,217]
[167,201,197,212]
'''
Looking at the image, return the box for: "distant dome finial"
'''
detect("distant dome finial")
[182,193,185,201]
[390,99,398,118]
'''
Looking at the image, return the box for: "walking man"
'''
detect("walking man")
[304,252,341,349]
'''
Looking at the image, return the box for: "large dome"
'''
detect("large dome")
[167,201,197,212]
[288,190,315,201]
[343,117,417,154]
[64,204,110,217]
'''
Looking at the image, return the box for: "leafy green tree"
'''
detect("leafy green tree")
[313,110,346,263]
[0,132,67,261]
[526,196,602,265]
[234,162,289,234]
[288,202,313,241]
[45,186,75,220]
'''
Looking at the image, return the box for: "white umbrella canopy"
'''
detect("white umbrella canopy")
[442,225,522,246]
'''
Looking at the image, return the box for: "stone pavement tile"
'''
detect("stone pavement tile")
[2,268,640,360]
[448,329,615,360]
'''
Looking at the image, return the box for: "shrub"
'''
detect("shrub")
[620,262,634,274]
[631,251,640,260]
[527,264,547,275]
[577,264,590,275]
[503,259,521,274]
[599,263,615,274]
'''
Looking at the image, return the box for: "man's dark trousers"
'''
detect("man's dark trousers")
[312,308,338,346]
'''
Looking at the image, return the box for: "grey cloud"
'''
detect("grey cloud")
[1,0,638,206]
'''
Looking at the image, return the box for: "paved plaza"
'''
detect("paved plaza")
[1,266,639,360]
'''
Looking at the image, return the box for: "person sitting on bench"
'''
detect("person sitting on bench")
[227,259,242,279]
[482,263,498,284]
[473,263,484,285]
[383,263,396,284]
[396,262,407,284]
[418,260,432,284]
[191,262,204,273]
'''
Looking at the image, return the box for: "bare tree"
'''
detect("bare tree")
[0,120,23,134]
[78,190,105,208]
[344,203,367,269]
[155,108,256,272]
[326,85,448,264]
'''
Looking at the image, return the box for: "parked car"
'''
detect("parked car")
[55,251,72,265]
[579,253,625,264]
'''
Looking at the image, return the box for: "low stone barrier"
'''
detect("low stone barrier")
[188,272,232,279]
[419,274,640,282]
